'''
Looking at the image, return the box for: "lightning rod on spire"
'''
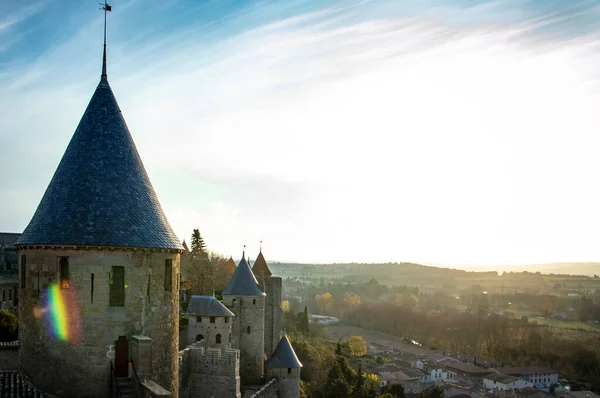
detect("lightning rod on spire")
[99,1,112,79]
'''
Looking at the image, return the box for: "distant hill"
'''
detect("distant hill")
[431,262,600,277]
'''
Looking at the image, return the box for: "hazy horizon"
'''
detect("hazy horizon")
[3,0,600,265]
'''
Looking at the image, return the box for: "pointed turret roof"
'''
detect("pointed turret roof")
[17,49,182,251]
[223,253,265,297]
[252,250,272,277]
[266,331,303,368]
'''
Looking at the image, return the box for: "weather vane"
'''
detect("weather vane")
[99,1,112,79]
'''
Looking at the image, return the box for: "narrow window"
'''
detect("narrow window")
[196,334,203,342]
[20,255,26,289]
[109,266,125,307]
[196,316,202,322]
[2,290,5,302]
[37,270,40,301]
[164,259,172,292]
[8,289,11,301]
[232,298,237,304]
[6,262,10,271]
[210,317,215,324]
[224,317,229,324]
[147,274,151,297]
[216,334,222,344]
[91,273,95,303]
[229,333,232,343]
[253,299,256,305]
[59,257,69,289]
[288,368,292,374]
[247,326,251,334]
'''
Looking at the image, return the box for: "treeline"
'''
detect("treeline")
[181,229,235,297]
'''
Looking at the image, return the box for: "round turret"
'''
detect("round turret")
[16,51,182,397]
[222,253,266,385]
[266,331,302,398]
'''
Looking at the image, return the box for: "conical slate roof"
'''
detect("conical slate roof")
[17,54,182,250]
[223,254,265,297]
[266,331,302,368]
[252,251,272,277]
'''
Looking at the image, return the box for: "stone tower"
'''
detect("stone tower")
[266,331,303,398]
[222,253,266,385]
[186,295,234,348]
[16,46,182,397]
[252,249,282,357]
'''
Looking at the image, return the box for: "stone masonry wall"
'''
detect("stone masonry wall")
[268,368,301,398]
[263,277,281,358]
[222,295,265,385]
[250,378,278,398]
[187,316,232,349]
[179,343,240,398]
[18,249,180,398]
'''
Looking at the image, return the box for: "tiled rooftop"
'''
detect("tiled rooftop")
[17,76,182,251]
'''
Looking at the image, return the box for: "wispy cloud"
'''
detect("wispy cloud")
[3,0,600,264]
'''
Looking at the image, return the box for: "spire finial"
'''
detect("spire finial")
[242,245,246,260]
[100,1,112,81]
[283,328,287,337]
[212,290,215,297]
[260,240,262,253]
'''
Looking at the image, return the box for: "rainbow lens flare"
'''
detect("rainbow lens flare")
[34,283,81,345]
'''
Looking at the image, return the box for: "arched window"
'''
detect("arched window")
[216,334,222,344]
[195,334,204,342]
[247,326,251,334]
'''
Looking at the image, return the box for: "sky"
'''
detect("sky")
[2,0,600,267]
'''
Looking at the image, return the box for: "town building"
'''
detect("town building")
[496,367,559,387]
[484,372,533,391]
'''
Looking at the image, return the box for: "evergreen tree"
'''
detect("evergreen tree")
[190,229,207,259]
[302,306,310,333]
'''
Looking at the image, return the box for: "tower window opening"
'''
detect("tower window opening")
[2,290,5,302]
[91,273,94,303]
[8,289,11,301]
[20,255,26,289]
[6,262,10,271]
[216,334,222,344]
[247,326,251,334]
[109,266,125,307]
[164,259,172,292]
[229,333,232,343]
[37,270,40,301]
[196,334,204,342]
[288,368,292,374]
[147,274,151,297]
[196,316,202,322]
[224,317,229,323]
[253,299,256,304]
[210,317,215,324]
[59,256,69,289]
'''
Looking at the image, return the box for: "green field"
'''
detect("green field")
[530,316,600,332]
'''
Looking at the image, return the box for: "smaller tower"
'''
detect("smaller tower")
[252,249,282,357]
[186,295,234,348]
[222,252,266,385]
[266,331,302,398]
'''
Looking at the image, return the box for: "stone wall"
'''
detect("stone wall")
[0,342,18,370]
[179,343,240,398]
[268,368,301,398]
[18,248,180,398]
[263,277,281,357]
[250,378,278,398]
[223,295,265,385]
[187,316,231,349]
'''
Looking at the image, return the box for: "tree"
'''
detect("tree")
[420,386,444,398]
[0,310,17,341]
[301,306,310,332]
[315,293,334,313]
[381,383,405,398]
[281,300,291,313]
[348,336,367,357]
[190,229,207,260]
